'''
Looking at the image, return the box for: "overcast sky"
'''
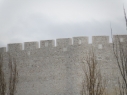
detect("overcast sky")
[0,0,127,47]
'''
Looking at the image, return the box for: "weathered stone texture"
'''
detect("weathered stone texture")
[24,41,39,50]
[1,35,127,95]
[8,43,22,52]
[56,38,72,47]
[73,36,88,45]
[40,40,55,48]
[0,47,6,53]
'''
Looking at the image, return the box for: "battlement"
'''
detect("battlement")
[0,35,127,52]
[1,35,127,95]
[113,35,127,43]
[40,40,55,48]
[56,38,72,47]
[8,43,22,52]
[92,36,109,44]
[73,36,88,45]
[0,47,6,53]
[24,41,39,50]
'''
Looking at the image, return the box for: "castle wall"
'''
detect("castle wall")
[0,35,127,95]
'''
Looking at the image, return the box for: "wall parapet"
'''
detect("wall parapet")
[73,36,88,45]
[24,41,39,50]
[0,47,6,53]
[40,40,55,48]
[113,35,127,43]
[92,36,109,44]
[56,38,72,47]
[8,43,22,52]
[1,35,127,52]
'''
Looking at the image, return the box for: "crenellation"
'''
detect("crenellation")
[73,36,88,45]
[24,41,39,50]
[92,36,110,52]
[2,35,126,52]
[56,38,72,47]
[8,43,22,52]
[0,35,126,95]
[92,36,109,44]
[40,40,55,48]
[0,47,6,53]
[113,35,127,43]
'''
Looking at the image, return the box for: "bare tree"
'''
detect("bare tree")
[8,54,18,95]
[81,50,106,95]
[0,54,6,95]
[111,34,127,95]
[0,53,18,95]
[110,7,127,95]
[123,5,127,30]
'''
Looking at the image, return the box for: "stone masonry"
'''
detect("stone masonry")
[0,35,127,95]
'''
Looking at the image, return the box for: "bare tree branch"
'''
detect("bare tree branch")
[81,49,106,95]
[0,53,18,95]
[8,54,18,95]
[0,54,6,95]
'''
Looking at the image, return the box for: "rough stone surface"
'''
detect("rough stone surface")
[1,35,127,95]
[0,47,6,53]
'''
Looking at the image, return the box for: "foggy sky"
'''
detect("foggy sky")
[0,0,127,47]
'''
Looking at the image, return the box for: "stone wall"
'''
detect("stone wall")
[0,35,127,95]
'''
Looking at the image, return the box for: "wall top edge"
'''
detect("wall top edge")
[0,47,6,48]
[40,39,54,41]
[113,35,127,36]
[73,36,88,38]
[8,43,22,45]
[0,35,127,52]
[24,41,39,43]
[56,38,72,40]
[92,35,109,37]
